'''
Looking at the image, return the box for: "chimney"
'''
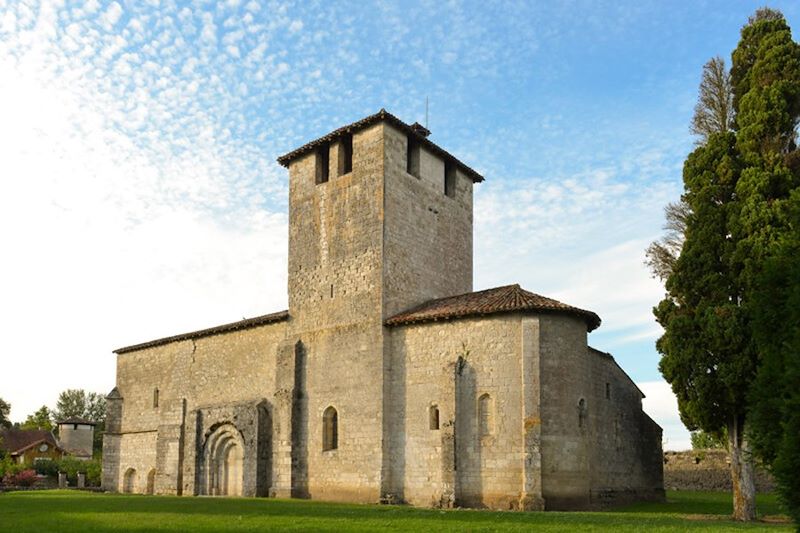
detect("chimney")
[409,122,431,138]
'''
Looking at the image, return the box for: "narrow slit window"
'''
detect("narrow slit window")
[429,405,440,430]
[338,134,353,176]
[316,145,329,184]
[478,394,493,436]
[153,388,159,408]
[444,161,456,198]
[323,406,338,451]
[406,136,420,178]
[605,382,611,400]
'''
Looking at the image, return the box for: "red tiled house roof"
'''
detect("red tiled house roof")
[385,284,601,331]
[0,428,62,456]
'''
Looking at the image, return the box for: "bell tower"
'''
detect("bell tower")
[278,109,481,328]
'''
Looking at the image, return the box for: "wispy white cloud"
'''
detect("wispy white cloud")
[2,0,785,434]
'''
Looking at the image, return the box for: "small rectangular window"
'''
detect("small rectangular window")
[153,388,159,408]
[338,134,353,176]
[444,161,456,198]
[605,383,611,400]
[316,145,329,184]
[406,136,420,178]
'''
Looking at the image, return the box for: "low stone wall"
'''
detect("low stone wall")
[663,450,774,492]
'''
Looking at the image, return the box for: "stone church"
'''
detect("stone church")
[103,109,664,509]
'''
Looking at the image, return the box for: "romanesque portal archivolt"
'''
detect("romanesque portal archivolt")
[201,423,245,496]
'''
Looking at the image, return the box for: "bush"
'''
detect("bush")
[12,470,37,487]
[2,469,37,487]
[1,457,102,487]
[83,459,101,486]
[0,457,24,484]
[55,457,102,487]
[33,459,58,477]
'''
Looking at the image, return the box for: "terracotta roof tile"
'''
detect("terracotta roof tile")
[276,109,484,183]
[114,310,289,354]
[385,284,601,331]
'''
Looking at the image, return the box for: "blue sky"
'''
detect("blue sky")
[2,0,798,449]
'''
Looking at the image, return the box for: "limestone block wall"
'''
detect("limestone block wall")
[116,431,158,493]
[387,315,527,510]
[663,450,773,492]
[287,324,385,503]
[285,123,387,503]
[586,349,664,506]
[287,123,385,332]
[106,322,286,495]
[538,315,592,509]
[382,124,473,318]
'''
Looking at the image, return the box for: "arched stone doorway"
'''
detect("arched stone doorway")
[123,468,137,494]
[201,423,245,496]
[146,469,156,495]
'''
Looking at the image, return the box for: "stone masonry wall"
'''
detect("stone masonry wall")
[587,349,664,507]
[382,123,473,319]
[663,450,774,492]
[107,322,285,494]
[387,315,527,510]
[285,123,387,503]
[538,314,593,509]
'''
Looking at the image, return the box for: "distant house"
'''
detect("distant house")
[0,428,65,464]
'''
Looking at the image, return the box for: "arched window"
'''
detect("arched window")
[429,405,440,430]
[323,406,338,451]
[478,394,493,436]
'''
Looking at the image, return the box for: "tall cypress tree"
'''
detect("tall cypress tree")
[655,8,800,522]
[733,8,800,524]
[654,132,753,518]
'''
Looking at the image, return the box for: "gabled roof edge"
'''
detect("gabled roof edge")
[276,109,484,183]
[114,310,289,354]
[589,346,646,399]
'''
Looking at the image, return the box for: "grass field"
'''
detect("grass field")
[0,490,792,532]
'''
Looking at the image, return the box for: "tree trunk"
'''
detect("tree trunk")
[729,416,756,521]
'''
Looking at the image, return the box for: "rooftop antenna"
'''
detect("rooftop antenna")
[425,97,429,129]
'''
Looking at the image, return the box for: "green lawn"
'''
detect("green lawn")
[0,490,792,532]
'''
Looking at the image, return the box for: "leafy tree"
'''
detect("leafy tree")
[654,131,754,519]
[53,389,106,424]
[21,406,53,432]
[729,9,800,524]
[655,9,800,522]
[0,398,10,429]
[53,389,107,455]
